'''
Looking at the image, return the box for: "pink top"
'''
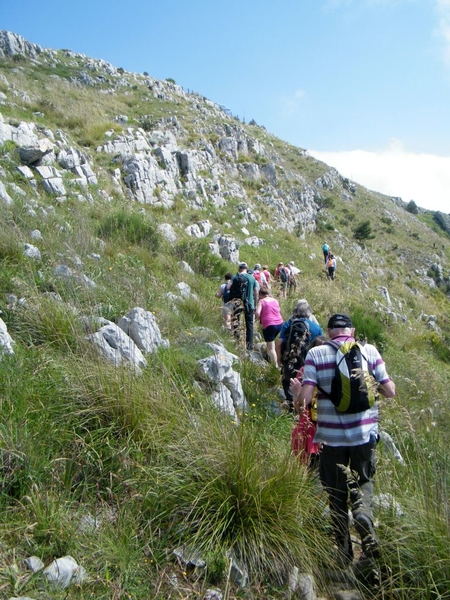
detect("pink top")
[258,297,283,329]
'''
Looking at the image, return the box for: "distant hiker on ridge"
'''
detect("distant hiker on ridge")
[322,242,330,265]
[327,253,336,280]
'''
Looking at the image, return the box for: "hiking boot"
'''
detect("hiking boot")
[281,400,294,413]
[362,535,381,560]
[354,554,381,589]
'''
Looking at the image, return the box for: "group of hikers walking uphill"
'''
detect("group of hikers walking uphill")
[215,246,396,590]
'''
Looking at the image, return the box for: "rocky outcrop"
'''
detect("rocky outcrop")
[0,31,43,59]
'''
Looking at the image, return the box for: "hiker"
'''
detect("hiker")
[227,262,259,350]
[276,299,323,412]
[322,242,330,265]
[327,253,336,280]
[255,287,283,367]
[252,263,268,288]
[290,313,396,572]
[215,272,233,330]
[274,262,288,299]
[288,261,300,276]
[291,335,328,471]
[296,298,320,325]
[287,261,299,296]
[262,265,272,289]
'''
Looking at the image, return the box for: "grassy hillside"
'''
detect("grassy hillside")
[0,38,449,600]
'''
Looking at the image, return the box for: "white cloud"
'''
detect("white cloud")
[278,89,306,118]
[310,140,450,213]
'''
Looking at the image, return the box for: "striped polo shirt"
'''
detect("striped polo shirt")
[302,336,391,447]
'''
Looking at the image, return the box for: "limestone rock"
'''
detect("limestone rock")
[118,307,169,354]
[88,322,148,370]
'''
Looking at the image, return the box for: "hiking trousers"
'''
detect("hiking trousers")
[319,439,378,563]
[232,301,254,350]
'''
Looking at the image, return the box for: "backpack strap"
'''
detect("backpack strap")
[315,341,338,398]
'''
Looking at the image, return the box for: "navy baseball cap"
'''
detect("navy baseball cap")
[328,313,353,329]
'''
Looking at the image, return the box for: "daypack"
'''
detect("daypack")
[321,341,379,414]
[327,257,334,268]
[229,273,249,302]
[253,271,261,283]
[222,283,231,304]
[281,318,311,382]
[279,267,288,283]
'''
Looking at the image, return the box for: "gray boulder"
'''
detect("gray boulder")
[0,317,14,355]
[118,307,169,354]
[43,555,87,588]
[23,243,41,260]
[198,343,248,419]
[217,234,239,263]
[19,138,54,165]
[0,180,12,205]
[88,322,148,371]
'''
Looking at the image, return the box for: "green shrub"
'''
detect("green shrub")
[422,331,450,362]
[174,239,228,278]
[406,200,419,214]
[97,209,161,252]
[353,220,374,241]
[317,196,335,209]
[351,306,387,350]
[315,219,334,234]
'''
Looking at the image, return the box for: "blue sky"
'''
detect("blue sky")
[2,0,450,212]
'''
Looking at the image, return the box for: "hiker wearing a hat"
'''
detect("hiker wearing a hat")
[227,262,259,350]
[287,261,300,296]
[290,314,396,575]
[288,261,300,276]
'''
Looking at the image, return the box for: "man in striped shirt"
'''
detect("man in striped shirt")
[291,313,396,568]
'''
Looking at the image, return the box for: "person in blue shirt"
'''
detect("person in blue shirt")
[322,242,330,265]
[276,299,323,411]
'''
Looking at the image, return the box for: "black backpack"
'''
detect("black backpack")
[222,284,232,304]
[281,318,311,382]
[229,273,249,303]
[318,341,378,414]
[279,267,288,283]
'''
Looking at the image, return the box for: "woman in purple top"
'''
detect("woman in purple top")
[255,288,283,366]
